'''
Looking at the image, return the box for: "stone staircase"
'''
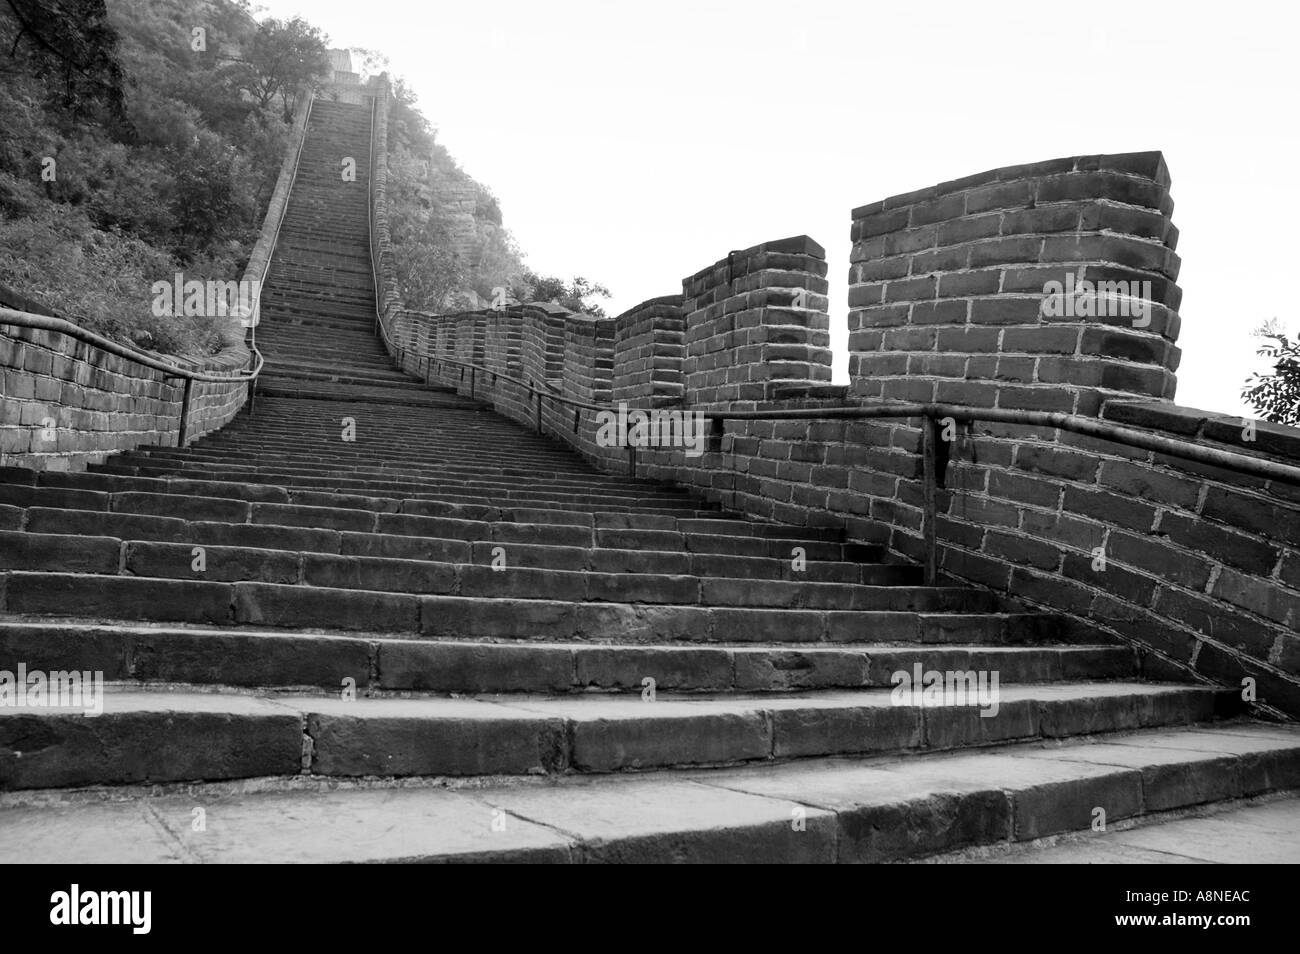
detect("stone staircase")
[1,96,1297,864]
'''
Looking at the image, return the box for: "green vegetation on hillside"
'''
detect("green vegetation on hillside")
[0,0,328,355]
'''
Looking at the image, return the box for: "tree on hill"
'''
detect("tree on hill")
[4,0,127,119]
[230,15,328,119]
[522,272,611,318]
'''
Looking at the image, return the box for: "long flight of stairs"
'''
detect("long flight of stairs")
[1,95,1297,864]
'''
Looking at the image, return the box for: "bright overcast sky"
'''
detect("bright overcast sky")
[256,0,1297,417]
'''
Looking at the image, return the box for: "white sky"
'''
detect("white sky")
[256,0,1298,416]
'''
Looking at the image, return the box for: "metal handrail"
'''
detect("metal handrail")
[699,402,1300,486]
[385,333,1300,489]
[690,400,1300,584]
[0,307,261,383]
[0,306,261,453]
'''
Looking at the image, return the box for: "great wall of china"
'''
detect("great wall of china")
[1,58,1297,864]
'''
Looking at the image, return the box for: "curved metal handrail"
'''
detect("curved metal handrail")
[697,401,1300,486]
[410,345,1300,486]
[0,307,262,382]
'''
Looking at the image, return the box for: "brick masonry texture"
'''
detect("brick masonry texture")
[0,323,251,473]
[363,116,1300,719]
[612,296,685,406]
[849,152,1182,416]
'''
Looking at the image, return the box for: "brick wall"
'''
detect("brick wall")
[611,295,685,406]
[0,321,250,471]
[849,152,1181,415]
[484,307,523,376]
[519,305,568,389]
[562,314,613,406]
[683,236,832,408]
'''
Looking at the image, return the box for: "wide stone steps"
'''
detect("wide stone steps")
[257,365,417,389]
[256,351,395,374]
[91,459,722,501]
[254,380,477,406]
[87,464,706,504]
[263,256,371,280]
[0,620,1121,692]
[0,681,1232,790]
[107,433,647,469]
[1,571,1048,641]
[6,462,714,504]
[5,723,1295,863]
[0,519,915,586]
[259,360,404,384]
[63,467,738,512]
[67,456,748,499]
[259,293,376,319]
[264,239,371,266]
[1,500,861,562]
[253,330,390,355]
[0,536,978,612]
[81,472,715,513]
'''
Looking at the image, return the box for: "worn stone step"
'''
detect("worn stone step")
[0,619,1137,692]
[0,571,1065,643]
[254,381,475,406]
[0,517,897,582]
[0,682,1234,790]
[37,471,711,514]
[5,722,1294,868]
[0,531,973,610]
[3,723,1294,862]
[15,470,710,518]
[26,460,692,498]
[13,510,824,573]
[960,792,1300,864]
[1,490,838,553]
[100,456,712,499]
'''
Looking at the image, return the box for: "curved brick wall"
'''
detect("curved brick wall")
[849,152,1181,416]
[0,321,251,471]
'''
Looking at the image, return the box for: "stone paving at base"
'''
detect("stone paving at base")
[934,795,1300,863]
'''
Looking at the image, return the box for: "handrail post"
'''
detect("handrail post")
[469,367,475,399]
[176,376,193,448]
[627,442,637,477]
[921,414,938,586]
[534,391,542,434]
